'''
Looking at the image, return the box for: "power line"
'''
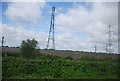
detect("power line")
[46,7,55,50]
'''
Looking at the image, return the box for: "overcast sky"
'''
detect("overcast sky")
[0,0,118,53]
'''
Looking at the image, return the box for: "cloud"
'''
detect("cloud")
[2,2,118,53]
[5,2,46,24]
[2,0,45,2]
[55,32,93,51]
[55,2,118,53]
[91,2,118,26]
[1,23,48,48]
[2,0,119,2]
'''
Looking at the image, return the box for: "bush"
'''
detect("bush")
[80,56,95,61]
[20,39,38,59]
[2,52,21,57]
[80,56,119,62]
[65,56,73,60]
[37,53,62,61]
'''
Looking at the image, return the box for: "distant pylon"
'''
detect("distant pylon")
[1,36,4,54]
[107,25,113,54]
[95,45,97,53]
[46,7,55,50]
[106,44,108,53]
[2,36,4,47]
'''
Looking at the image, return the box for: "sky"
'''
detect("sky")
[0,0,119,53]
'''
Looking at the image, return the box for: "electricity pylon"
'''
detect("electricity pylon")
[2,36,4,47]
[46,7,55,50]
[107,25,113,54]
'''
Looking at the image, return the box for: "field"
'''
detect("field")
[2,47,120,59]
[2,51,120,79]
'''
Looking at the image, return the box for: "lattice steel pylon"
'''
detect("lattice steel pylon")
[95,45,97,53]
[107,25,113,54]
[46,7,55,50]
[2,36,4,47]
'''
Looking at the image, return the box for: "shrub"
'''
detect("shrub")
[2,52,21,57]
[65,56,73,60]
[20,39,38,59]
[80,56,95,61]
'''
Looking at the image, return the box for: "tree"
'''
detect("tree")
[20,39,38,59]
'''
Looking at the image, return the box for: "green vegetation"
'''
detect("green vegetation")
[20,39,38,59]
[2,53,119,79]
[79,56,119,63]
[64,56,73,60]
[2,40,120,79]
[2,52,21,57]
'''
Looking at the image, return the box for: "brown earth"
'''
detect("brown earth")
[1,47,120,59]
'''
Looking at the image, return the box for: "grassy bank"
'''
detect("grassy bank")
[2,53,119,79]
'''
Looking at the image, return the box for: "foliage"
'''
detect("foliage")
[64,56,73,60]
[80,56,119,62]
[37,53,62,61]
[20,39,38,59]
[2,52,21,57]
[3,55,119,79]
